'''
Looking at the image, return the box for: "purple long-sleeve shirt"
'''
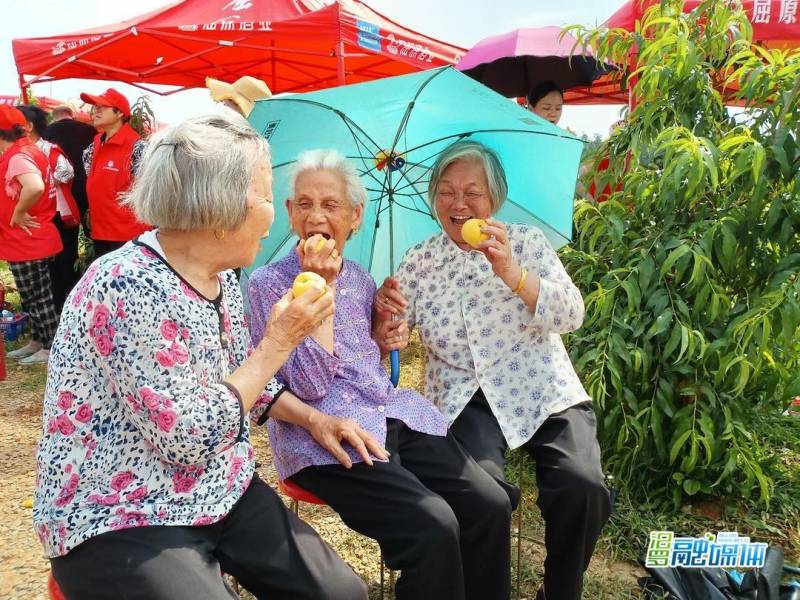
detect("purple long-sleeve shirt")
[248,250,448,480]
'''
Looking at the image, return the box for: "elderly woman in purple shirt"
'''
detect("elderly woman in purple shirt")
[248,149,512,600]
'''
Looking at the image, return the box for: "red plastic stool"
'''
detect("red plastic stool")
[48,572,67,600]
[278,479,394,600]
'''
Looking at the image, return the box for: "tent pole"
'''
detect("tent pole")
[336,39,346,86]
[18,74,29,104]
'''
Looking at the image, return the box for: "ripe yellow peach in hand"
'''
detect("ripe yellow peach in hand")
[292,271,327,299]
[461,218,489,248]
[304,235,327,253]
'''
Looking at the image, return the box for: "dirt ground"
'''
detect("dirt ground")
[0,358,645,600]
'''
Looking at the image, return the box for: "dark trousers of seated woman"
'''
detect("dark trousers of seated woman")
[450,390,612,600]
[50,474,367,600]
[291,418,513,600]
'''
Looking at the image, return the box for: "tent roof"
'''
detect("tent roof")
[13,0,465,95]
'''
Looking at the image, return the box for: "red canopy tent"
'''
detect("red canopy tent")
[563,0,800,105]
[12,0,465,98]
[0,94,65,110]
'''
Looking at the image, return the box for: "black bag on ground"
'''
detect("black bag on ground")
[638,546,798,600]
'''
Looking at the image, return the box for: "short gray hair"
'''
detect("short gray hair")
[125,112,270,231]
[289,149,367,209]
[428,140,508,214]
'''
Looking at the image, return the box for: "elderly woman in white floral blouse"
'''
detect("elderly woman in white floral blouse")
[34,112,370,600]
[374,140,611,600]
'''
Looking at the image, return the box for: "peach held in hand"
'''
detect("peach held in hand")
[304,234,327,253]
[292,271,327,299]
[461,218,489,248]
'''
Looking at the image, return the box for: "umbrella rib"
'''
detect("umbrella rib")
[402,128,577,157]
[387,68,450,154]
[389,142,467,197]
[389,127,579,197]
[505,199,572,245]
[256,229,298,268]
[265,97,384,155]
[387,198,435,217]
[377,68,451,222]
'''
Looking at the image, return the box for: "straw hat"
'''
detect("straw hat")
[205,76,272,117]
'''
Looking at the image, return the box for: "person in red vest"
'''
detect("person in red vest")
[17,104,82,313]
[80,88,148,258]
[0,105,62,365]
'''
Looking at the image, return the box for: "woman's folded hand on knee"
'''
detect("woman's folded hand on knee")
[307,413,390,468]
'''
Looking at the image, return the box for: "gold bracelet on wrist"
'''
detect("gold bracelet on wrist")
[513,268,528,294]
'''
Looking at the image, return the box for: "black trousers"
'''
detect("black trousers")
[291,418,512,600]
[450,390,611,600]
[50,215,81,313]
[91,239,126,260]
[50,474,367,600]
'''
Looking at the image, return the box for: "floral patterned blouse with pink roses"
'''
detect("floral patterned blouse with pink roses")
[33,233,281,558]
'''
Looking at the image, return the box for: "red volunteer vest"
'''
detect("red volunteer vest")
[86,123,149,242]
[0,138,62,262]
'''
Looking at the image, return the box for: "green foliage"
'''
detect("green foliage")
[128,95,156,138]
[563,0,800,509]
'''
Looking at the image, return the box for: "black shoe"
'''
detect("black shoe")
[536,586,546,600]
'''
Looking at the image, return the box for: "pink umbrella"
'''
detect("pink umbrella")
[457,26,612,98]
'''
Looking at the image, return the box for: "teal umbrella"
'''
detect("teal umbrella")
[246,66,583,384]
[246,66,583,286]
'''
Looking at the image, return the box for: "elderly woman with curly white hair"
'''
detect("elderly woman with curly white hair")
[247,149,513,600]
[34,113,372,600]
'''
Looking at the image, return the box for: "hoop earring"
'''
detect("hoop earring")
[213,229,226,241]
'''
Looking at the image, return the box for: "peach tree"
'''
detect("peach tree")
[563,0,800,507]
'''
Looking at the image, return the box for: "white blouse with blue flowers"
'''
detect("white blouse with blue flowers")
[395,224,591,449]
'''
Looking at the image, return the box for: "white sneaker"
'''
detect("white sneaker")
[7,341,42,359]
[19,348,50,365]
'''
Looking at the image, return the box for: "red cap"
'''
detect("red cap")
[0,105,26,130]
[80,88,131,118]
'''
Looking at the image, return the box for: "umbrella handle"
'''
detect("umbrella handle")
[390,350,400,388]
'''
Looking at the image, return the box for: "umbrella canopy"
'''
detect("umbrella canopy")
[606,0,800,50]
[246,66,583,284]
[12,0,465,97]
[457,26,612,98]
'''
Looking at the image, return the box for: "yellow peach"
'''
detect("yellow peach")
[304,235,327,253]
[461,218,489,248]
[292,271,327,299]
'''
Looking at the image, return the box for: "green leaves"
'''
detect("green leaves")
[129,95,156,138]
[563,0,800,509]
